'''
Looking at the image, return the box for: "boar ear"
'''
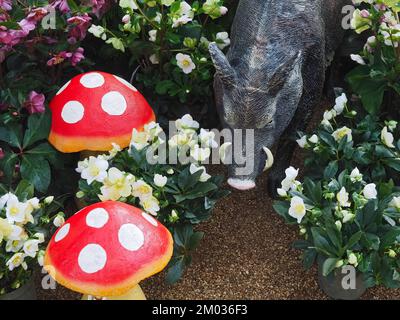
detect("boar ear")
[209,42,236,87]
[268,51,303,96]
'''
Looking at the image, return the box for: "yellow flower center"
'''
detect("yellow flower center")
[182,60,190,67]
[10,207,19,216]
[294,204,304,215]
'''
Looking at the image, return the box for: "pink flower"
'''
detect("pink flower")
[47,51,71,66]
[24,91,46,114]
[90,0,114,18]
[70,47,84,66]
[67,14,92,43]
[0,0,12,11]
[50,0,70,13]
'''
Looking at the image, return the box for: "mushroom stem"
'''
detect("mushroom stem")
[82,284,146,300]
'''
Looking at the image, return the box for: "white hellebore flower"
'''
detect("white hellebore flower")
[296,135,308,148]
[332,126,352,142]
[140,196,160,216]
[88,25,107,40]
[381,126,395,148]
[348,252,358,266]
[190,145,211,162]
[154,174,167,187]
[189,164,211,182]
[198,128,218,148]
[215,32,231,50]
[130,128,150,151]
[342,210,355,223]
[53,214,65,227]
[148,29,157,42]
[6,253,26,271]
[149,54,159,65]
[6,195,28,224]
[350,54,366,65]
[363,183,377,199]
[389,196,400,210]
[44,196,54,204]
[280,166,299,191]
[80,156,109,185]
[8,225,23,241]
[288,196,306,223]
[131,180,153,199]
[176,53,196,74]
[333,93,348,115]
[350,167,363,183]
[23,239,40,258]
[308,134,319,144]
[175,114,199,131]
[337,187,351,207]
[99,168,133,201]
[119,0,138,10]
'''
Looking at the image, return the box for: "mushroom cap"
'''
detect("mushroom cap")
[48,71,155,153]
[44,201,173,297]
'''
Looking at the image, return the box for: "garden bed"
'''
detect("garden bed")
[36,101,400,300]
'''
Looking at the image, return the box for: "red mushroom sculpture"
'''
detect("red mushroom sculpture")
[48,71,155,153]
[44,201,173,299]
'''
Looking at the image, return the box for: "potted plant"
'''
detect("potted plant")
[274,93,400,299]
[75,114,230,283]
[0,180,63,300]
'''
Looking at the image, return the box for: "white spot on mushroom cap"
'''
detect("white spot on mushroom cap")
[86,208,109,229]
[118,224,144,251]
[113,75,138,92]
[56,80,71,95]
[55,223,70,242]
[141,212,158,227]
[80,72,105,88]
[101,91,127,116]
[61,101,84,124]
[78,243,107,274]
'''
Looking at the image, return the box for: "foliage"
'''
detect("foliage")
[89,0,231,122]
[0,180,64,295]
[347,0,400,114]
[76,114,230,283]
[274,93,400,288]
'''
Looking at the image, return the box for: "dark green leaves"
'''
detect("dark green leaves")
[22,110,51,148]
[20,155,51,193]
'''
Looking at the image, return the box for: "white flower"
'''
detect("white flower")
[0,218,12,240]
[335,220,342,231]
[80,156,109,185]
[198,129,218,148]
[27,197,40,210]
[8,225,23,241]
[119,0,138,10]
[333,93,348,115]
[23,239,40,258]
[176,53,196,74]
[175,114,199,131]
[131,180,153,199]
[350,167,363,183]
[6,239,24,253]
[296,135,308,148]
[53,214,65,227]
[277,188,287,197]
[167,168,174,175]
[215,32,230,50]
[88,25,107,40]
[172,1,194,28]
[37,250,45,266]
[342,210,355,223]
[172,15,193,28]
[381,126,395,148]
[6,195,28,224]
[323,109,336,121]
[348,252,358,266]
[220,6,228,15]
[308,134,319,144]
[149,54,159,64]
[99,168,133,201]
[363,183,377,199]
[190,145,211,162]
[33,232,45,243]
[288,196,306,223]
[332,126,352,142]
[337,187,351,207]
[350,54,366,65]
[148,29,157,42]
[389,196,400,210]
[154,174,167,187]
[130,128,150,151]
[140,196,160,216]
[6,253,26,271]
[44,196,54,204]
[189,164,211,182]
[280,166,300,191]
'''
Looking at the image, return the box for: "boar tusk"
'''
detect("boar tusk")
[263,146,274,171]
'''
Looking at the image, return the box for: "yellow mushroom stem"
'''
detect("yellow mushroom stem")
[82,284,146,300]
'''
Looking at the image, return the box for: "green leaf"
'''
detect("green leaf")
[20,155,50,193]
[0,124,23,148]
[311,227,336,256]
[166,258,185,284]
[23,110,51,149]
[14,180,34,201]
[324,160,338,180]
[344,231,362,251]
[302,248,317,269]
[322,257,340,276]
[188,231,204,250]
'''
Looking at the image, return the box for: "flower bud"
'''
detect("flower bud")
[44,196,54,204]
[76,191,85,199]
[335,260,344,268]
[388,249,397,258]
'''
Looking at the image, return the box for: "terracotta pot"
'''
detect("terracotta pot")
[0,277,37,300]
[317,257,366,300]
